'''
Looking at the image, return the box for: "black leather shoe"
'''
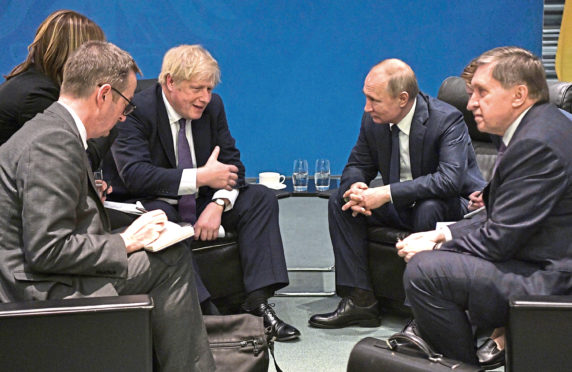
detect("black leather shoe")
[308,297,381,329]
[477,338,505,370]
[389,318,420,347]
[247,302,300,342]
[402,318,419,337]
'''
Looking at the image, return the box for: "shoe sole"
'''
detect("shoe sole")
[275,334,301,342]
[308,318,381,329]
[480,360,505,370]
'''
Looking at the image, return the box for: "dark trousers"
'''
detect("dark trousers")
[328,187,466,292]
[143,184,289,303]
[403,250,553,365]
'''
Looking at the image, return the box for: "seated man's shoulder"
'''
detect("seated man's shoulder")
[208,93,224,109]
[427,95,463,119]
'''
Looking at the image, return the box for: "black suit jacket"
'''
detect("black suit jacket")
[0,66,116,168]
[107,83,246,202]
[339,92,486,207]
[445,103,572,294]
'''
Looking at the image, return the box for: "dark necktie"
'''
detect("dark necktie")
[177,118,197,224]
[492,142,507,176]
[389,124,401,184]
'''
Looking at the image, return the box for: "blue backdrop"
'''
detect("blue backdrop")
[0,0,543,176]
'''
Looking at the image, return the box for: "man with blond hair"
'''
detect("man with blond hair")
[397,46,572,365]
[309,58,485,329]
[104,44,300,341]
[0,41,214,372]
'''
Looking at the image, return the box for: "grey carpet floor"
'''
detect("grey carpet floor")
[271,196,504,371]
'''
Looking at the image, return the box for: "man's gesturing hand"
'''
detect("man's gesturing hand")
[196,146,239,190]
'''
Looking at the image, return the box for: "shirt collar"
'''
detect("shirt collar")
[57,100,88,149]
[390,98,417,135]
[502,106,532,147]
[162,90,184,124]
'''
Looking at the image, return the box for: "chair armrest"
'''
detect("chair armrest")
[509,294,572,309]
[0,295,154,372]
[0,294,153,316]
[507,294,572,372]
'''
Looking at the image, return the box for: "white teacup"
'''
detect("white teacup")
[259,172,285,187]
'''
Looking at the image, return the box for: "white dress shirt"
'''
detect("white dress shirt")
[162,91,238,210]
[388,98,417,202]
[58,100,88,150]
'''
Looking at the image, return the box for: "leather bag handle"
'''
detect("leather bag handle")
[387,332,465,369]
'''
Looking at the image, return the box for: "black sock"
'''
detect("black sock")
[243,287,273,311]
[349,288,376,307]
[200,299,220,315]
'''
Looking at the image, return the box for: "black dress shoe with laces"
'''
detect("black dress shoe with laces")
[477,338,505,370]
[308,297,381,329]
[246,302,300,342]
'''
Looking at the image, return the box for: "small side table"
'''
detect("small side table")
[271,178,338,297]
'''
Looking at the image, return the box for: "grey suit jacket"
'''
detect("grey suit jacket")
[0,102,127,303]
[445,102,572,294]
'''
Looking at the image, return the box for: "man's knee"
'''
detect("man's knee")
[328,188,344,216]
[403,251,441,294]
[244,184,278,210]
[412,198,452,231]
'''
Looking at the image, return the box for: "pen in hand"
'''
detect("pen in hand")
[135,201,148,213]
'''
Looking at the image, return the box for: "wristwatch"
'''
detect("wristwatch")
[214,198,226,208]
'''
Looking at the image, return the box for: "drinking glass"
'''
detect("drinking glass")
[292,159,309,192]
[93,169,106,198]
[314,159,330,191]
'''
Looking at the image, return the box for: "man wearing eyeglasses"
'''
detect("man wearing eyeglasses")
[103,44,300,342]
[0,41,214,372]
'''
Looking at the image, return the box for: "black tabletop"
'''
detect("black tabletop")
[270,177,339,199]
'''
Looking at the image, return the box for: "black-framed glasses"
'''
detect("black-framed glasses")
[98,84,136,116]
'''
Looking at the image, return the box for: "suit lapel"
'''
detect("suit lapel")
[155,86,177,168]
[408,95,429,178]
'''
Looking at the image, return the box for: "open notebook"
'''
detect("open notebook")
[144,222,226,252]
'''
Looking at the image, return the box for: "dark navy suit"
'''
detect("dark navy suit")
[330,92,486,293]
[404,103,572,364]
[104,83,289,302]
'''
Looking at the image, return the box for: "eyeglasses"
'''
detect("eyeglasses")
[98,84,136,116]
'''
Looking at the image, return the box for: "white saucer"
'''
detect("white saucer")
[259,183,287,190]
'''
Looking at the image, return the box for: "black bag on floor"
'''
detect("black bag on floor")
[204,313,282,372]
[347,333,483,372]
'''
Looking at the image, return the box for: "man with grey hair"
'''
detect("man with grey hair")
[104,44,300,341]
[309,58,485,329]
[397,46,572,366]
[0,41,214,372]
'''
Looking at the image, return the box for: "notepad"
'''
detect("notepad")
[144,221,195,252]
[144,222,226,252]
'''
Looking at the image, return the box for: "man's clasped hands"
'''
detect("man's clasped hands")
[342,181,448,263]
